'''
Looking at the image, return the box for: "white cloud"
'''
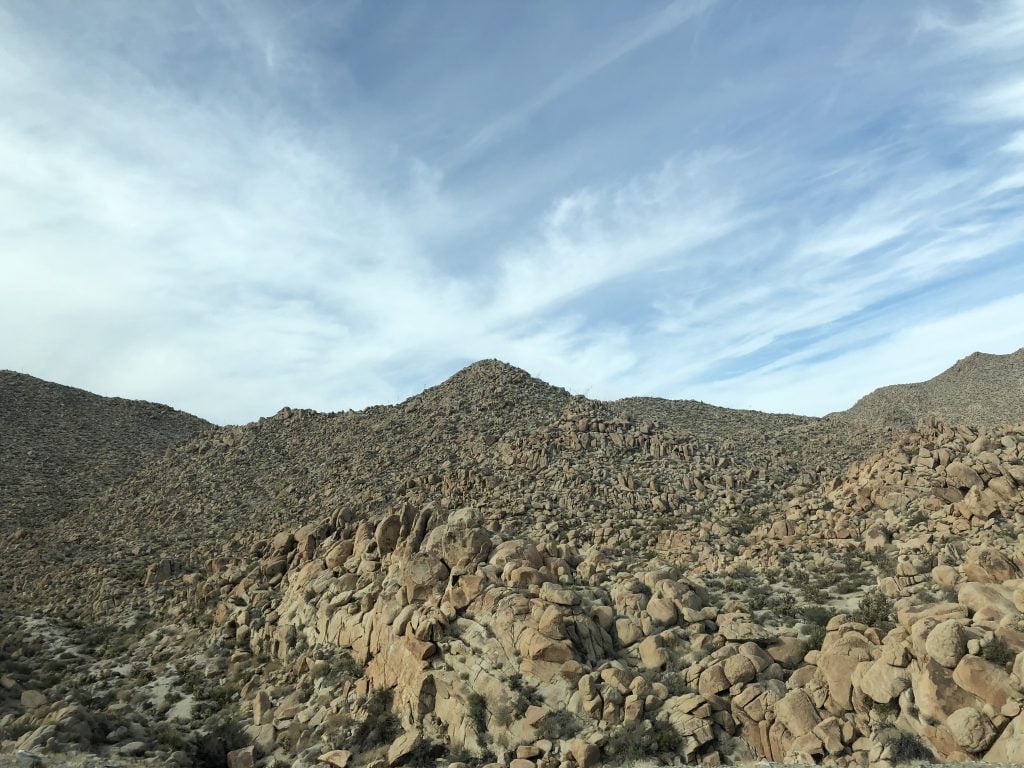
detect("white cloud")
[693,293,1024,416]
[445,0,717,169]
[2,1,1024,425]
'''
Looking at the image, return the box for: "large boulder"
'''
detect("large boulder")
[946,707,997,754]
[774,689,820,738]
[403,553,450,602]
[422,524,492,571]
[986,711,1024,762]
[925,620,968,668]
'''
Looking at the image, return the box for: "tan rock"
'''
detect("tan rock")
[615,617,642,647]
[318,750,352,768]
[568,738,599,768]
[698,662,731,697]
[985,711,1024,762]
[913,658,983,723]
[925,620,968,668]
[953,655,1019,711]
[767,637,806,668]
[403,552,450,602]
[723,653,757,686]
[855,659,911,704]
[638,635,667,669]
[965,545,1020,584]
[373,515,402,556]
[228,746,256,768]
[947,461,984,490]
[387,730,422,766]
[253,690,272,726]
[775,689,820,738]
[946,707,997,754]
[20,690,47,709]
[539,582,579,607]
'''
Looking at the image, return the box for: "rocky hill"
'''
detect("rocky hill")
[835,348,1024,431]
[3,352,1024,768]
[0,370,211,532]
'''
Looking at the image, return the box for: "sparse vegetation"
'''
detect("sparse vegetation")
[352,688,402,749]
[983,636,1015,667]
[854,589,894,633]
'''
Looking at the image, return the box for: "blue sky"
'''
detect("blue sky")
[2,1,1023,424]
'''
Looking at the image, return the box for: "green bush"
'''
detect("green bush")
[854,589,894,633]
[982,636,1016,667]
[803,624,827,654]
[536,709,581,741]
[606,720,647,764]
[467,692,488,735]
[653,720,682,754]
[353,688,401,748]
[885,729,933,764]
[801,604,836,626]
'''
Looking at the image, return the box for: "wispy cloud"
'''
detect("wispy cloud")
[444,0,717,170]
[1,1,1023,423]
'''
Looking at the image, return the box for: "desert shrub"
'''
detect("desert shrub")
[854,589,894,633]
[508,673,542,717]
[905,509,928,526]
[869,697,900,721]
[652,720,683,754]
[606,720,647,764]
[866,550,896,577]
[745,585,770,612]
[884,729,933,764]
[536,709,582,741]
[983,636,1016,667]
[801,604,836,627]
[467,692,488,735]
[803,624,828,654]
[769,591,798,621]
[661,672,693,697]
[800,583,830,604]
[733,562,755,579]
[353,688,401,748]
[329,649,362,679]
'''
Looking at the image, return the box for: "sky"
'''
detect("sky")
[2,0,1024,425]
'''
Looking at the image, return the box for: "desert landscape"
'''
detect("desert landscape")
[3,351,1024,767]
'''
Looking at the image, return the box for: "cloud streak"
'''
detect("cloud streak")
[1,1,1023,423]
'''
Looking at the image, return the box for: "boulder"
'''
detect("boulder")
[775,689,820,738]
[925,620,968,668]
[946,707,997,754]
[953,655,1019,711]
[985,711,1024,762]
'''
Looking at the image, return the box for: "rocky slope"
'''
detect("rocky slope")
[3,351,1024,768]
[0,370,211,532]
[835,349,1024,431]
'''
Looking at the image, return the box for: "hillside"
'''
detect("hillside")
[836,347,1024,430]
[2,351,1024,768]
[0,370,211,532]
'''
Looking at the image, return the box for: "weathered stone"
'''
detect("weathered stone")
[925,620,968,668]
[946,707,997,754]
[775,689,820,738]
[228,747,256,768]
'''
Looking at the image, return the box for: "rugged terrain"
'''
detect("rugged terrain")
[0,370,211,532]
[3,351,1024,768]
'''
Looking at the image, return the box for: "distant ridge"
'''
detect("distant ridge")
[0,370,211,530]
[834,347,1024,430]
